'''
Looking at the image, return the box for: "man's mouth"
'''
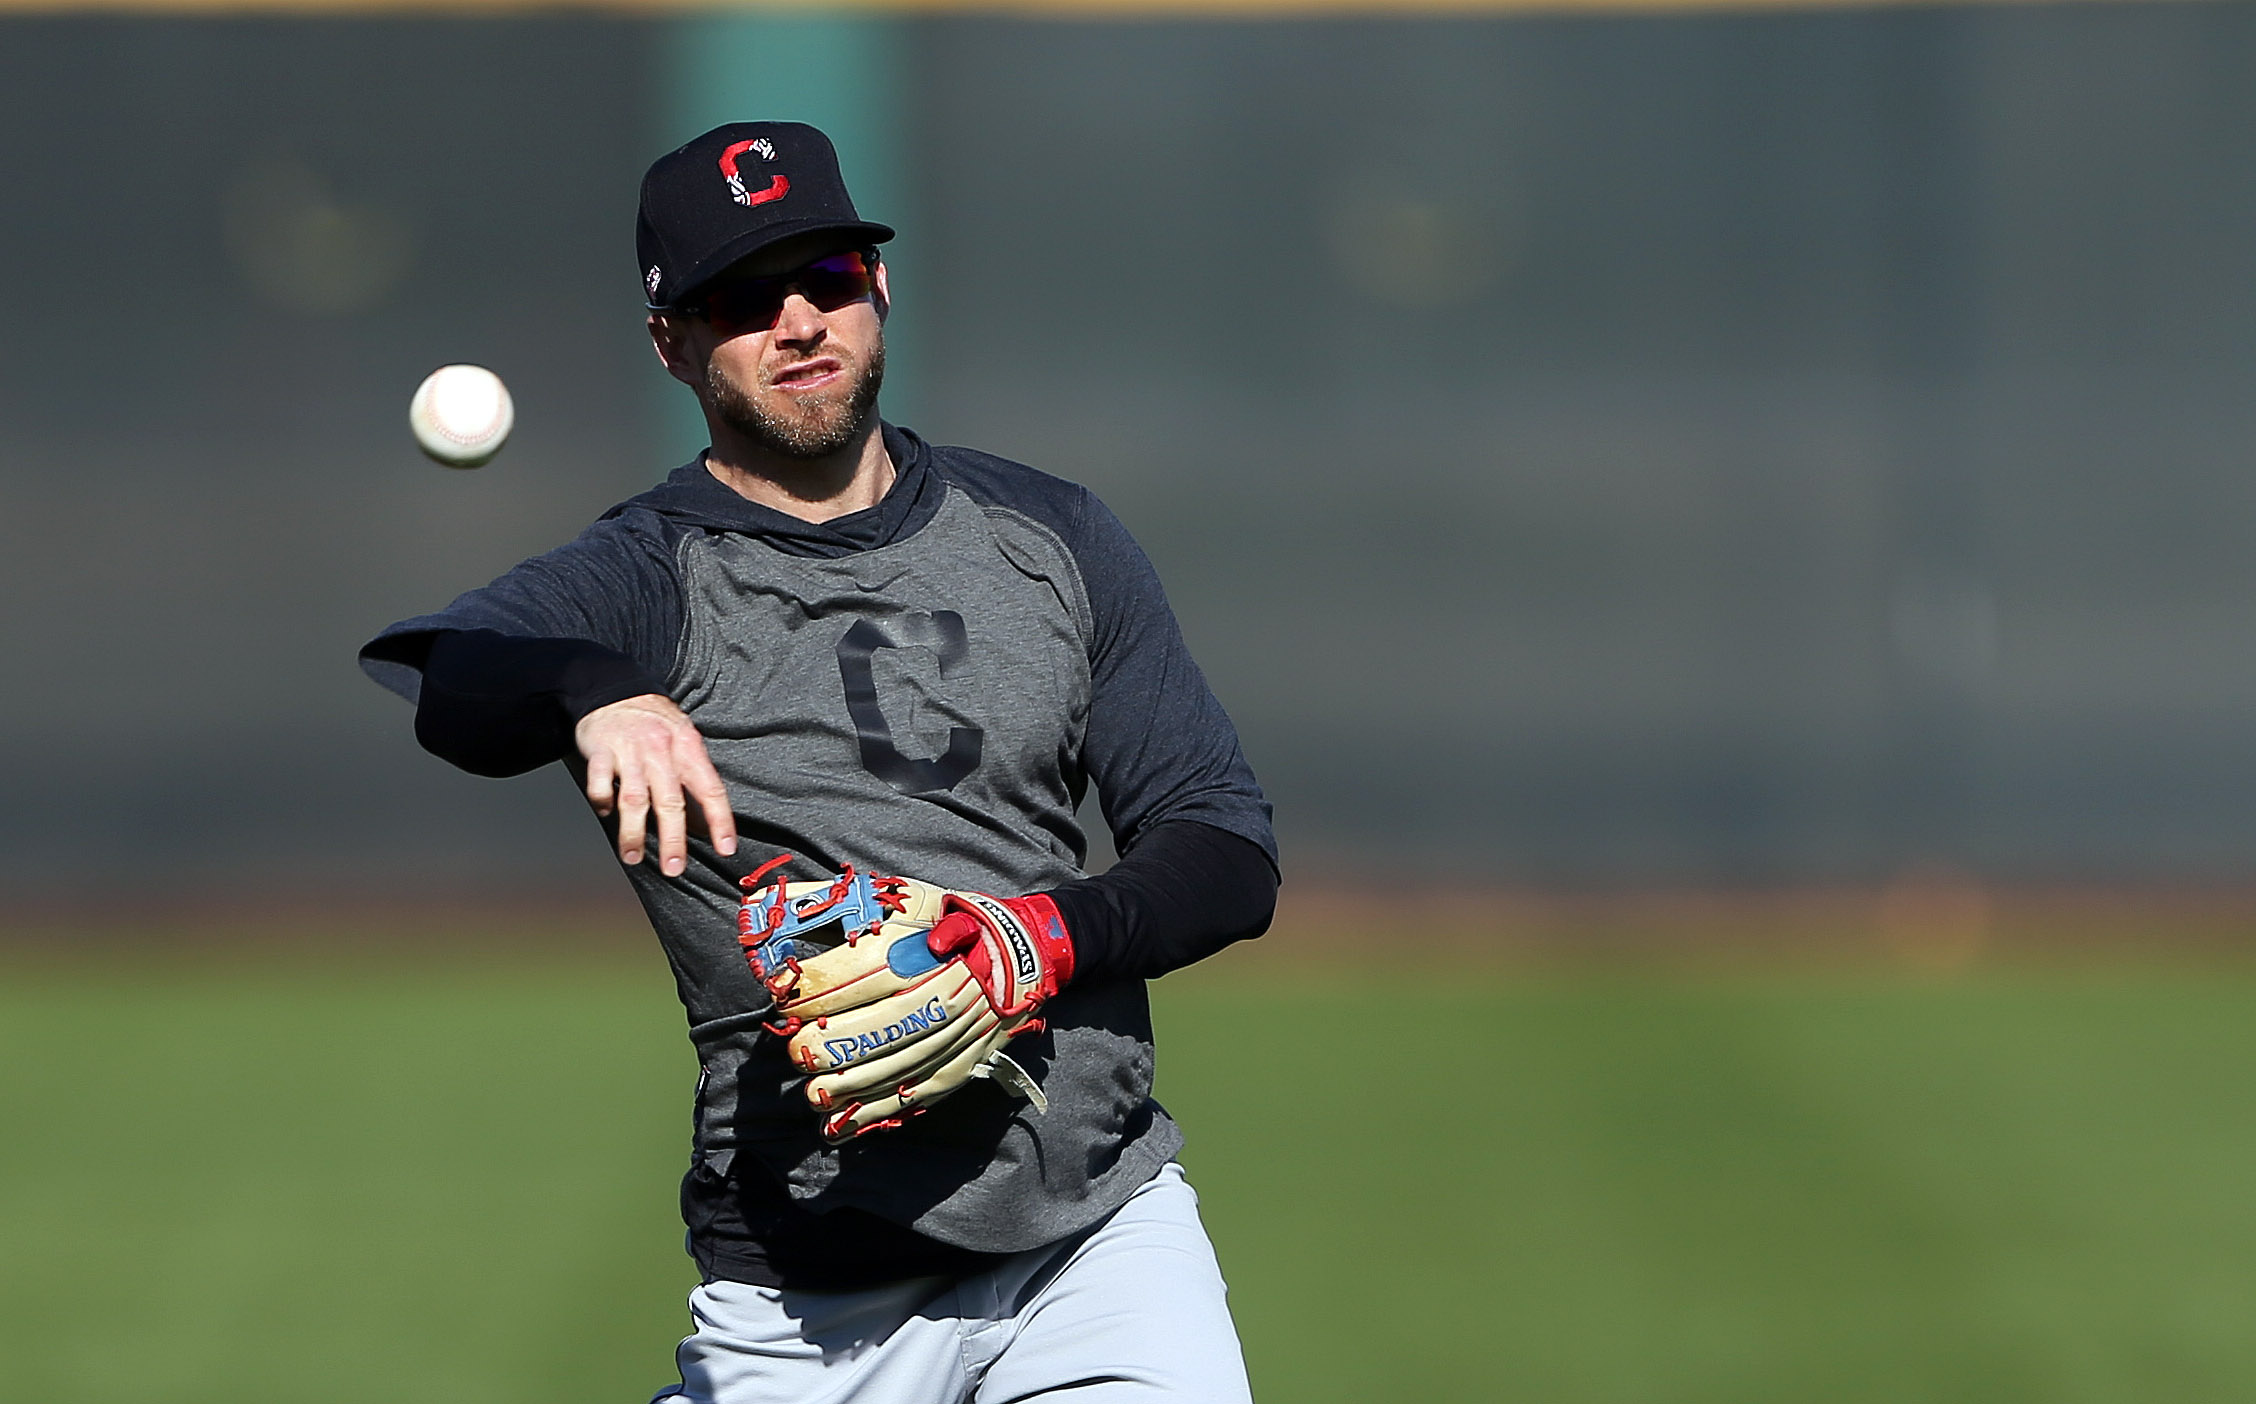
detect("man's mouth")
[771,357,844,393]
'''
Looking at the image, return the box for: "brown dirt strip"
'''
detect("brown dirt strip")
[8,875,2256,973]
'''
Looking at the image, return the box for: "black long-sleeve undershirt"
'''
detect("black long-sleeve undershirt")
[411,628,1274,981]
[414,629,662,778]
[1044,822,1275,983]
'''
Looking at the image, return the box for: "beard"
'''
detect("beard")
[706,336,886,459]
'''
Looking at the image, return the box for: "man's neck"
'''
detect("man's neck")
[703,418,895,524]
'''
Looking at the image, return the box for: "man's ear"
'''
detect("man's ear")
[872,259,891,323]
[647,313,705,388]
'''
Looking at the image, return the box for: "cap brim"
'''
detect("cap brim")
[654,217,897,309]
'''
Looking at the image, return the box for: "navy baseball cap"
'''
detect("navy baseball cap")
[636,121,895,310]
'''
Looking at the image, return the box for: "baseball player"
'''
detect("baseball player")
[359,122,1277,1403]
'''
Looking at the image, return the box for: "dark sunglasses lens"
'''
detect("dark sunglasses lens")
[696,252,875,330]
[795,253,876,310]
[701,281,786,330]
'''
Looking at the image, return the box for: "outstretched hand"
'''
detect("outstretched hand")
[574,694,738,875]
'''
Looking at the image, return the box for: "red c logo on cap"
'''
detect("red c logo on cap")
[719,140,789,208]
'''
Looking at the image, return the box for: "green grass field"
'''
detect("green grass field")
[6,944,2256,1403]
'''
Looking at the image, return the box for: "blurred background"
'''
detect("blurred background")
[6,1,2256,897]
[7,2,2256,1401]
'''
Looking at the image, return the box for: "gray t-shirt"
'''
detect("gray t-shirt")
[362,425,1273,1266]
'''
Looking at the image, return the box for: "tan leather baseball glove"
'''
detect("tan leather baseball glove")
[736,857,1073,1142]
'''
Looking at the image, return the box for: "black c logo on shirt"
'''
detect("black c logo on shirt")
[836,611,984,794]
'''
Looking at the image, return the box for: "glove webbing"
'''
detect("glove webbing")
[737,854,911,1036]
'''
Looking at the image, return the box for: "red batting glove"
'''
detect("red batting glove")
[926,892,1075,1019]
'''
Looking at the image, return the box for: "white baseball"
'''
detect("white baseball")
[409,364,514,468]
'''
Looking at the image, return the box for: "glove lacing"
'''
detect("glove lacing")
[735,854,910,1038]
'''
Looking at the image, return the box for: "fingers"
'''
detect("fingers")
[583,750,617,819]
[678,732,739,858]
[574,694,737,875]
[639,727,737,875]
[613,760,653,868]
[648,769,690,876]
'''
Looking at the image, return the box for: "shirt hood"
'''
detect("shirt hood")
[606,421,946,559]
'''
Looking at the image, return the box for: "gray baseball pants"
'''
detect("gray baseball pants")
[651,1161,1254,1403]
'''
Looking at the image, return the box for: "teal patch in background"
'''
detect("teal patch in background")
[650,15,920,466]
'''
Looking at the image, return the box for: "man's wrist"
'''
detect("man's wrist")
[1000,892,1075,992]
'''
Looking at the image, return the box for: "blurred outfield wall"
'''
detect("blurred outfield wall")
[2,3,2254,898]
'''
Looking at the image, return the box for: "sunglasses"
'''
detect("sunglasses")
[677,250,879,332]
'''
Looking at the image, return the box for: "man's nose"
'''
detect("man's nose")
[772,291,827,346]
